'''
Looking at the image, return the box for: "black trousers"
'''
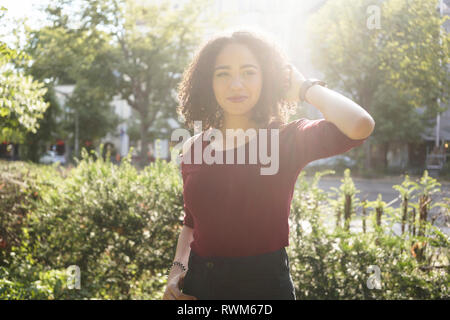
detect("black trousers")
[182,247,296,300]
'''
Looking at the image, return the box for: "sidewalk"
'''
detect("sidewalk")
[315,173,450,187]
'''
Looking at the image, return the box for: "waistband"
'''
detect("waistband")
[188,247,287,271]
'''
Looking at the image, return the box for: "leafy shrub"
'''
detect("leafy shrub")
[0,150,448,299]
[1,146,184,299]
[288,169,449,299]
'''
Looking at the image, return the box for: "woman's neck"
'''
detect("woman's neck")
[212,113,261,149]
[219,113,260,136]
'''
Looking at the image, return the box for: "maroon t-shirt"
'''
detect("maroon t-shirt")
[180,118,367,258]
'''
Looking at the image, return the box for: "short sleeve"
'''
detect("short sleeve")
[294,118,368,165]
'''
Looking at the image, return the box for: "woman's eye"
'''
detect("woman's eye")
[216,72,228,77]
[216,71,256,77]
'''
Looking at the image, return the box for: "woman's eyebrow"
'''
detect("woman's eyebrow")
[214,64,258,71]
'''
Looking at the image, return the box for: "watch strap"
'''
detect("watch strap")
[299,79,327,103]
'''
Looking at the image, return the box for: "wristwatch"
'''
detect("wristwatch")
[299,79,327,104]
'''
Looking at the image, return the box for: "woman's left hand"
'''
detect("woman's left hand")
[282,63,306,103]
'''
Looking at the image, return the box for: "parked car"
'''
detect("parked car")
[305,155,356,168]
[39,150,66,166]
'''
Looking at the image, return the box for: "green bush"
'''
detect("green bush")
[1,145,184,299]
[288,169,449,299]
[0,159,70,299]
[0,149,448,299]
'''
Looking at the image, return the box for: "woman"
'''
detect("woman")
[163,30,375,300]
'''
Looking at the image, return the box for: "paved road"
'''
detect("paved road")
[302,175,450,234]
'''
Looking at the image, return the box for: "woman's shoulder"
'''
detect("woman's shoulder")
[268,118,309,131]
[182,131,205,158]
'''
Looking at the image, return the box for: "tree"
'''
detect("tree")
[21,86,64,162]
[0,7,49,145]
[24,7,121,162]
[105,0,217,166]
[306,0,449,171]
[28,0,220,166]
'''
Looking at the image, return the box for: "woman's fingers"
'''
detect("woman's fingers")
[283,64,293,90]
[282,63,306,102]
[178,272,185,290]
[162,289,177,300]
[168,282,198,300]
[178,293,198,300]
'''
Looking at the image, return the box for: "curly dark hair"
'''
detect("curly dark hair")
[176,29,298,131]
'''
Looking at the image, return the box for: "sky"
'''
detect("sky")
[2,0,50,25]
[0,0,323,56]
[1,0,51,46]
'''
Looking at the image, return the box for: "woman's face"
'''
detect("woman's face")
[212,42,263,118]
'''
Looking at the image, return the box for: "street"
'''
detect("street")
[302,175,450,235]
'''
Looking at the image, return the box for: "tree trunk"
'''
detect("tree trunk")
[376,207,382,227]
[27,134,41,163]
[362,205,366,233]
[383,142,389,171]
[139,117,149,168]
[401,195,408,234]
[365,139,371,170]
[344,194,352,231]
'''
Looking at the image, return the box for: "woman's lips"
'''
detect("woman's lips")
[227,96,248,103]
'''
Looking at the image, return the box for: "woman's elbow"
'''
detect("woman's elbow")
[351,116,375,140]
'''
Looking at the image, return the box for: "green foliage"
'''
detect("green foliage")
[0,71,50,143]
[24,10,120,160]
[24,0,219,164]
[0,160,68,299]
[1,158,448,299]
[20,86,65,163]
[103,0,219,165]
[378,0,449,109]
[306,0,449,148]
[0,147,185,299]
[0,7,49,143]
[288,169,449,299]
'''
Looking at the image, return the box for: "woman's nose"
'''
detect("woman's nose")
[230,77,244,89]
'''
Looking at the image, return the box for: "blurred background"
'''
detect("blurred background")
[0,0,449,300]
[0,0,448,178]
